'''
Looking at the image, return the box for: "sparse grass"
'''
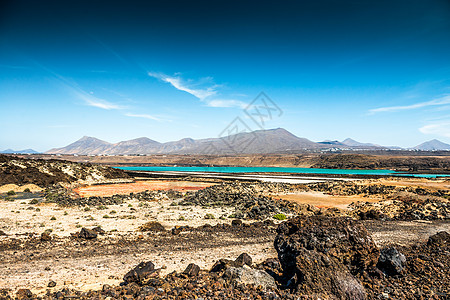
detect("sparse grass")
[110,210,117,214]
[128,204,133,207]
[204,213,215,219]
[64,211,68,215]
[50,216,56,220]
[178,215,185,221]
[103,215,111,219]
[273,213,287,220]
[23,188,31,193]
[97,205,107,210]
[84,207,91,212]
[7,190,15,196]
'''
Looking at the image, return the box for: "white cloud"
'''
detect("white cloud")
[76,91,123,110]
[369,95,450,114]
[148,72,245,109]
[125,113,161,121]
[419,121,450,138]
[206,99,248,109]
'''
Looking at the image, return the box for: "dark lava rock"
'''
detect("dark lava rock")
[210,253,253,273]
[15,289,33,299]
[171,225,189,235]
[139,221,166,232]
[231,219,243,226]
[92,226,106,235]
[377,247,406,276]
[123,261,160,285]
[78,228,97,239]
[274,216,379,299]
[40,232,52,241]
[48,280,56,287]
[182,263,200,277]
[234,253,252,267]
[427,231,450,248]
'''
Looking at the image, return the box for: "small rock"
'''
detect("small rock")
[183,263,200,277]
[48,280,56,287]
[40,232,52,241]
[235,253,252,267]
[92,226,106,235]
[16,289,33,299]
[0,230,7,236]
[78,227,97,239]
[231,219,243,226]
[139,221,166,232]
[124,261,160,285]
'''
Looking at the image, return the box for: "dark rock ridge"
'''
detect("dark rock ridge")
[0,155,128,186]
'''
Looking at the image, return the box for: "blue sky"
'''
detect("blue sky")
[1,0,450,151]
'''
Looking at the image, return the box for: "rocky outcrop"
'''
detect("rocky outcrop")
[0,154,128,186]
[274,216,379,298]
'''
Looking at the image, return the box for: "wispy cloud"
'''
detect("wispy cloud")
[369,95,450,114]
[75,90,124,110]
[207,99,248,109]
[419,121,450,138]
[148,72,247,108]
[125,113,161,121]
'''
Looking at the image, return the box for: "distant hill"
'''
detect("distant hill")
[53,129,450,155]
[318,140,347,146]
[341,138,381,148]
[0,149,40,154]
[46,128,323,155]
[47,136,112,155]
[413,139,450,151]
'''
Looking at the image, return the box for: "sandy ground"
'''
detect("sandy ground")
[0,197,276,295]
[0,198,239,237]
[0,184,42,193]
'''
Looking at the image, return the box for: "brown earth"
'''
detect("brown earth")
[73,180,216,197]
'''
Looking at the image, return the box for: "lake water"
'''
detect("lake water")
[117,166,450,178]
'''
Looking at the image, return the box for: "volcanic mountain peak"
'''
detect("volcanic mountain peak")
[413,139,450,151]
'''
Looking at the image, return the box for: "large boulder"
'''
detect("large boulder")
[377,247,406,276]
[427,231,450,248]
[274,216,379,299]
[123,261,160,285]
[223,266,276,290]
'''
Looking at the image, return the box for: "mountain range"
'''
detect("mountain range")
[0,149,40,154]
[44,128,450,155]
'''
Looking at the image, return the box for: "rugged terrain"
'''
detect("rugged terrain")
[0,156,449,299]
